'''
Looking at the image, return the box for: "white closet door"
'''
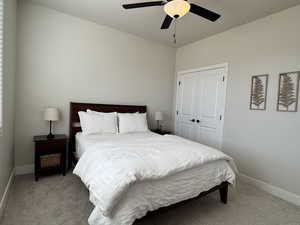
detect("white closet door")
[194,68,225,148]
[176,73,197,141]
[176,66,227,149]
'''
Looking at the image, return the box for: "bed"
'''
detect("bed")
[69,102,237,225]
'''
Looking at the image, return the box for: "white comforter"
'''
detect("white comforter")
[74,133,237,225]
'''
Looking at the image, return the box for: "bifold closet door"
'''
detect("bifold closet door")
[176,67,226,149]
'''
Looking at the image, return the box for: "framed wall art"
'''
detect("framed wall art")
[250,74,268,110]
[277,71,300,112]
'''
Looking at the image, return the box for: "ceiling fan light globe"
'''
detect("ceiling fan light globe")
[164,0,190,19]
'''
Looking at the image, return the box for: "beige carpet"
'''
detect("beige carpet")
[1,173,300,225]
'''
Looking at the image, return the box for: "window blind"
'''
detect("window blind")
[0,0,3,129]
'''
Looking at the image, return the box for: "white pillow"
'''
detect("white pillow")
[87,109,118,133]
[118,113,148,134]
[87,109,116,116]
[78,111,118,135]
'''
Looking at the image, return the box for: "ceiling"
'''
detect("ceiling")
[29,0,300,47]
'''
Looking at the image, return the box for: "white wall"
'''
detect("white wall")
[176,5,300,195]
[0,0,17,214]
[15,1,175,167]
[15,0,300,198]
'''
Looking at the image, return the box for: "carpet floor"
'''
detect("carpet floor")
[1,173,300,225]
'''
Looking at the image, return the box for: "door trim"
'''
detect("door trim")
[175,63,228,150]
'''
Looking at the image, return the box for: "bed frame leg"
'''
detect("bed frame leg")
[219,182,228,204]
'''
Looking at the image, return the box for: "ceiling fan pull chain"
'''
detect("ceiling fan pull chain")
[173,19,177,44]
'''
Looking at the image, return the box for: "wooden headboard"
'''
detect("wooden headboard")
[68,102,147,167]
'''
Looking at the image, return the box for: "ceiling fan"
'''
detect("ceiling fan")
[122,0,221,30]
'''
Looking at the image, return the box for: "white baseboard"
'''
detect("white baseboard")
[0,169,15,221]
[15,164,34,175]
[239,173,300,206]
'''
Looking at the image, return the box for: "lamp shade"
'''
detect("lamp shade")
[164,0,190,19]
[155,112,164,121]
[44,107,59,121]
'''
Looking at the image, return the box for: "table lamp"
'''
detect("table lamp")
[155,111,164,132]
[44,107,59,139]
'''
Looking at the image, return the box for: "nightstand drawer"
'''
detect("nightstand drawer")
[36,140,66,154]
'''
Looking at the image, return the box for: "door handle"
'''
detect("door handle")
[190,119,195,122]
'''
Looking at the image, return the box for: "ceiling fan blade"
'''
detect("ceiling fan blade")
[123,1,164,9]
[161,15,173,29]
[190,3,221,22]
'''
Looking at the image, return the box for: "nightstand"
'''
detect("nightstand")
[151,129,172,135]
[33,134,68,181]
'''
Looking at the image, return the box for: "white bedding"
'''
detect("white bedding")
[75,132,160,158]
[74,132,237,225]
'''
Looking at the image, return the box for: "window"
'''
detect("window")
[0,0,3,129]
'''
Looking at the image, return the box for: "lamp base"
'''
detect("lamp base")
[47,133,55,139]
[47,120,55,139]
